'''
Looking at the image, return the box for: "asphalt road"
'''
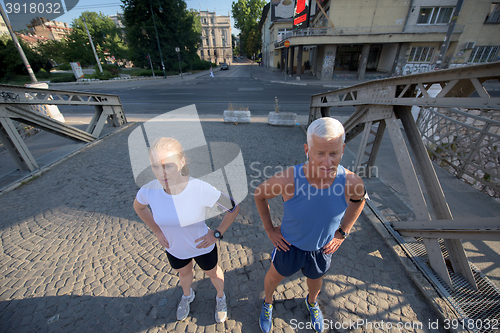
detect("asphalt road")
[54,63,356,117]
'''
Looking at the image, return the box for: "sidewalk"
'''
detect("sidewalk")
[250,64,365,89]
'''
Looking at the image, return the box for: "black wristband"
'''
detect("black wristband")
[350,188,367,202]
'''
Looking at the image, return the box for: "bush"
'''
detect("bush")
[102,64,120,75]
[54,63,72,70]
[37,69,51,79]
[137,69,167,77]
[50,74,77,83]
[89,64,120,80]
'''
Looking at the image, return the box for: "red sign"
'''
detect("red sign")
[284,40,290,48]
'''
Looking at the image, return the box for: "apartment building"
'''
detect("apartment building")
[0,15,8,35]
[197,11,232,64]
[27,17,72,42]
[261,0,500,80]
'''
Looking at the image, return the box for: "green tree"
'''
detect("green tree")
[36,39,67,66]
[121,0,201,70]
[63,11,127,67]
[0,34,45,79]
[231,0,266,57]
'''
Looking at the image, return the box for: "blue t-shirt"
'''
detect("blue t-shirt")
[281,164,348,251]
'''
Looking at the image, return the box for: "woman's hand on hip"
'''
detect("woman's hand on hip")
[154,230,169,248]
[195,230,217,249]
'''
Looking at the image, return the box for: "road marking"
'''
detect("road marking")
[238,88,264,91]
[159,93,195,95]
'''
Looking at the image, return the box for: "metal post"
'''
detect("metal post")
[175,47,183,79]
[150,0,167,78]
[147,53,155,78]
[82,18,104,74]
[0,3,37,83]
[435,0,464,70]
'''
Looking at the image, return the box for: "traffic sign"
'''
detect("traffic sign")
[284,41,290,48]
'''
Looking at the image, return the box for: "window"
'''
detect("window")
[468,46,499,63]
[485,3,500,23]
[417,7,454,24]
[213,38,216,47]
[201,50,204,57]
[408,46,435,62]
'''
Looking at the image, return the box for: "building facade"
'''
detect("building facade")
[27,17,72,42]
[261,0,500,80]
[0,15,8,35]
[197,11,232,64]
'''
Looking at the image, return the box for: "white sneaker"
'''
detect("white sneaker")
[215,293,227,323]
[176,288,195,321]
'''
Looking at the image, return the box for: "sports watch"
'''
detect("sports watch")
[337,227,349,239]
[214,229,224,240]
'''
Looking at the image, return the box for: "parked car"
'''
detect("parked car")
[220,63,229,70]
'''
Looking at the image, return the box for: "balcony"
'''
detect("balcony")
[274,24,464,48]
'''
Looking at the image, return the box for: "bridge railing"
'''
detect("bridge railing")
[0,84,127,173]
[308,62,500,291]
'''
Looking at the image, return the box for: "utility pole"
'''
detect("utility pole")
[175,47,183,79]
[150,0,167,78]
[0,3,37,83]
[82,17,104,73]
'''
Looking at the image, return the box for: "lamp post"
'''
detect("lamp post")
[175,47,183,79]
[150,0,167,78]
[0,3,37,83]
[82,17,103,74]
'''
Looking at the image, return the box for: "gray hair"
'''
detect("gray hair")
[307,117,345,145]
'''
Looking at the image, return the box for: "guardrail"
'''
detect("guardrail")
[308,62,500,292]
[417,107,500,198]
[0,84,127,173]
[275,24,464,48]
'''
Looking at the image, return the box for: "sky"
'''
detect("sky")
[1,0,238,33]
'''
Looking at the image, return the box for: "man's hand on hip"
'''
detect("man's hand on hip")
[323,232,345,254]
[266,226,290,252]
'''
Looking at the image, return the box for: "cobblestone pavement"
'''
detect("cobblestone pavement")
[0,120,446,332]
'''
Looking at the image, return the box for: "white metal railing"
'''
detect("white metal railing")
[417,107,500,199]
[275,24,464,48]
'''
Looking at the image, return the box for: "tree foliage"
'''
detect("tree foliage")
[231,0,266,56]
[63,11,128,67]
[121,0,201,70]
[0,34,45,79]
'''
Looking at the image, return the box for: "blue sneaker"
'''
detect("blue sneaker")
[259,301,273,332]
[305,296,324,332]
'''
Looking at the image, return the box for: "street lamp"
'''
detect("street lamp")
[175,47,183,79]
[150,0,167,78]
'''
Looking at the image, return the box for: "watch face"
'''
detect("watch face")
[214,231,221,238]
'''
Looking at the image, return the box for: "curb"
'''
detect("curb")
[48,71,205,86]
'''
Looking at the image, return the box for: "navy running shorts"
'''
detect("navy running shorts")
[271,244,332,279]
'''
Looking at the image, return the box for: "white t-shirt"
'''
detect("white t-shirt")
[136,178,221,259]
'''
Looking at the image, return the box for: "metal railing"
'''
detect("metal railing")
[308,62,500,331]
[417,107,500,198]
[0,84,127,173]
[308,63,500,324]
[275,24,464,48]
